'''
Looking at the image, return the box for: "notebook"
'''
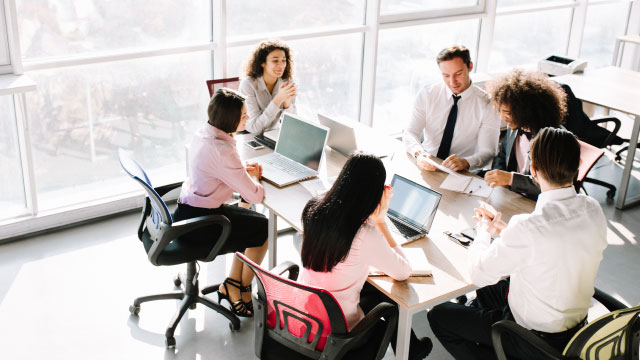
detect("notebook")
[317,113,392,158]
[386,174,442,244]
[248,112,330,187]
[369,248,432,277]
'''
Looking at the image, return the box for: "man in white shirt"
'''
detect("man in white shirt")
[427,127,608,359]
[403,45,500,172]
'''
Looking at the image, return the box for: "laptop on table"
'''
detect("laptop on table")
[317,113,392,158]
[386,174,442,244]
[248,112,330,187]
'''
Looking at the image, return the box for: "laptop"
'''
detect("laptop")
[248,112,330,187]
[317,113,391,158]
[386,174,442,243]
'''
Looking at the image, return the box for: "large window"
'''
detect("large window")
[580,2,632,68]
[0,95,27,220]
[228,33,364,122]
[380,0,479,15]
[0,1,10,66]
[489,8,573,71]
[373,19,480,135]
[227,0,366,37]
[16,1,211,59]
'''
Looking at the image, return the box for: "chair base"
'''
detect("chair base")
[128,261,240,348]
[583,177,616,199]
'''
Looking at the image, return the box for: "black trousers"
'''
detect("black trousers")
[173,203,267,254]
[428,280,583,360]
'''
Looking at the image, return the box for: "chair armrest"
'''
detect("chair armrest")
[272,261,299,281]
[155,182,183,197]
[591,117,622,146]
[327,302,397,360]
[148,215,231,265]
[491,320,563,360]
[594,287,628,312]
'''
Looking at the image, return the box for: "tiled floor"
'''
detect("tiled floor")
[0,152,638,360]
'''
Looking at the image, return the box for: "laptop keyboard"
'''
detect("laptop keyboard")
[389,217,421,238]
[263,154,315,177]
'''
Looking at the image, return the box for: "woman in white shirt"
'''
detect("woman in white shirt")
[239,39,297,135]
[299,153,432,360]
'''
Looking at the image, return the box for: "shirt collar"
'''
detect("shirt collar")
[445,80,474,100]
[534,186,577,212]
[257,76,283,94]
[204,123,236,144]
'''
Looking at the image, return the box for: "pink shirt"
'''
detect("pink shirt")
[300,221,411,329]
[515,132,531,174]
[179,124,264,208]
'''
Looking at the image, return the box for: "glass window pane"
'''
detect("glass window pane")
[16,1,211,59]
[227,0,365,37]
[498,0,574,8]
[373,19,480,135]
[25,52,212,211]
[0,95,27,220]
[228,33,363,123]
[381,0,478,15]
[0,1,11,65]
[489,8,572,71]
[580,2,630,69]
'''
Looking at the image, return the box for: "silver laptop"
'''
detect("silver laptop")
[249,113,330,187]
[387,174,442,243]
[317,113,391,158]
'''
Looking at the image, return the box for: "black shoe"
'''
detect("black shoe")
[409,337,433,360]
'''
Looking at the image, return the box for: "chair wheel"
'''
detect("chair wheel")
[229,321,240,331]
[190,303,197,310]
[166,336,176,348]
[607,189,615,199]
[129,305,140,315]
[173,274,182,287]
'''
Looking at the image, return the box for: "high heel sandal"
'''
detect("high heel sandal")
[240,284,253,313]
[217,277,252,317]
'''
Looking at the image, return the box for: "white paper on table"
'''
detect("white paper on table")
[424,156,457,175]
[300,176,336,196]
[439,174,493,198]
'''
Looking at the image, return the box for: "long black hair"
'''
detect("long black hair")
[301,153,386,272]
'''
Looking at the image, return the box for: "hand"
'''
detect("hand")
[442,154,469,172]
[274,81,296,107]
[484,170,513,188]
[472,207,507,237]
[371,186,393,224]
[246,162,262,179]
[416,153,437,172]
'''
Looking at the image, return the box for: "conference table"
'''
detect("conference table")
[555,66,640,210]
[237,133,535,359]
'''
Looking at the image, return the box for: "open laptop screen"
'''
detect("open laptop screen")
[388,174,441,232]
[275,113,328,171]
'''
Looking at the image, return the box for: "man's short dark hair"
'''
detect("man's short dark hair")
[530,127,581,186]
[436,45,471,67]
[207,88,245,133]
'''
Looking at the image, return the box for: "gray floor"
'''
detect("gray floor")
[0,152,639,360]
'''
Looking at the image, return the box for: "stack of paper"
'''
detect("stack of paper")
[369,247,432,277]
[425,157,492,198]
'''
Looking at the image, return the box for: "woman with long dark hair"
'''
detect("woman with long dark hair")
[239,39,297,135]
[173,88,268,317]
[299,153,432,359]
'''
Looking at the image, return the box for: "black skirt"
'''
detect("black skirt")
[173,203,268,255]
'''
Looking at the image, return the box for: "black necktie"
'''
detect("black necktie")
[437,94,461,159]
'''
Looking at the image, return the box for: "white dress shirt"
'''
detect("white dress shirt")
[239,76,297,135]
[403,82,500,170]
[469,187,608,333]
[300,220,411,329]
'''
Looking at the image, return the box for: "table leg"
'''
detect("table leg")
[268,210,278,269]
[395,307,412,360]
[616,114,640,210]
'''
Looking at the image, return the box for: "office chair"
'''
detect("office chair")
[491,288,639,360]
[118,149,240,348]
[576,140,610,198]
[560,83,623,199]
[206,77,241,97]
[235,252,399,360]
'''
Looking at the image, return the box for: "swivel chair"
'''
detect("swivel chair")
[206,77,240,97]
[118,149,240,347]
[236,252,399,360]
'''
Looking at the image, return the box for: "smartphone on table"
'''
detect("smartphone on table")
[245,140,265,150]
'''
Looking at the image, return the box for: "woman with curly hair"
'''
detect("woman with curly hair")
[483,69,567,200]
[239,39,297,135]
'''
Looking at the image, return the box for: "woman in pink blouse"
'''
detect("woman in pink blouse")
[299,153,432,360]
[173,88,268,318]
